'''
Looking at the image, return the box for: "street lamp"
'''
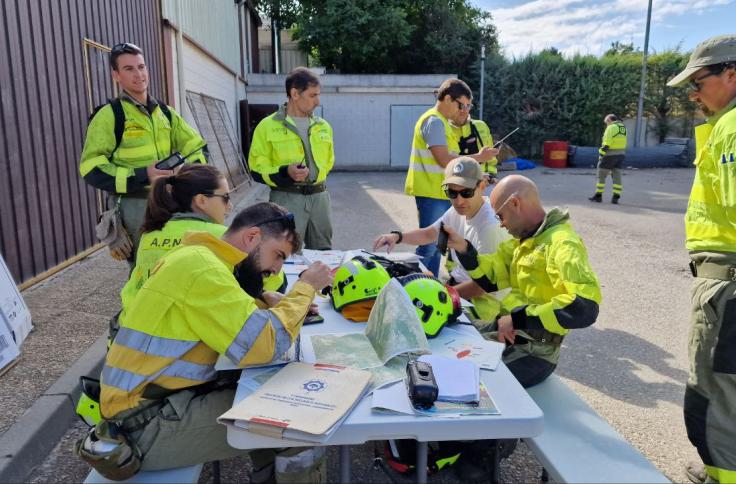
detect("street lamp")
[633,0,653,147]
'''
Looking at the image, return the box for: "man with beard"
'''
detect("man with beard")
[84,202,332,482]
[666,34,736,484]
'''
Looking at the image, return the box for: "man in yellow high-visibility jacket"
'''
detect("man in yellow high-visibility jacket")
[589,114,627,204]
[79,42,207,262]
[667,34,736,484]
[81,202,332,482]
[249,67,334,250]
[405,78,498,275]
[450,113,499,183]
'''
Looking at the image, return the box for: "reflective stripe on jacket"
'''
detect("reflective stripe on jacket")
[248,105,334,187]
[101,231,314,417]
[457,208,601,336]
[599,121,627,157]
[686,100,736,252]
[79,97,206,194]
[405,107,453,199]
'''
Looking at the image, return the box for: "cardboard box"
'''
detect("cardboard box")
[0,255,32,346]
[0,310,20,373]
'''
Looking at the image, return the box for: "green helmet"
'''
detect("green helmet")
[76,376,102,427]
[331,256,391,320]
[398,274,461,338]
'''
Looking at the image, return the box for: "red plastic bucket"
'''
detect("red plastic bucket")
[543,141,568,168]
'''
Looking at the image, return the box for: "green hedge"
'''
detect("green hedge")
[465,51,691,158]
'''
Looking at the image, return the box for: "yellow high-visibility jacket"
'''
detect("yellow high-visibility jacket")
[101,231,314,417]
[599,121,627,157]
[457,208,601,337]
[80,95,206,194]
[450,119,498,175]
[405,107,454,200]
[119,214,287,322]
[248,105,334,187]
[686,100,736,252]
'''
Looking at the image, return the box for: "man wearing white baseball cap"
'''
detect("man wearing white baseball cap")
[668,34,736,484]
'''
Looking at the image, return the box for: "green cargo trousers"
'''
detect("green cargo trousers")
[122,387,326,482]
[269,190,332,250]
[118,194,149,265]
[686,256,736,483]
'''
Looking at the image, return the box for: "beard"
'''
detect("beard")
[233,246,269,299]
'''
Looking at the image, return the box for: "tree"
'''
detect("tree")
[644,51,693,142]
[293,0,413,73]
[292,0,498,75]
[604,41,641,57]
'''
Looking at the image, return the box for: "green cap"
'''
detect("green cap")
[667,34,736,87]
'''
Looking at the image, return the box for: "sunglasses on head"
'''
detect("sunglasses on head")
[254,212,296,230]
[111,42,142,55]
[444,183,479,199]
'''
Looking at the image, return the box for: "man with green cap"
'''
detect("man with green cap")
[667,34,736,484]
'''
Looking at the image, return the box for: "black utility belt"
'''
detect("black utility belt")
[689,260,736,281]
[272,183,326,195]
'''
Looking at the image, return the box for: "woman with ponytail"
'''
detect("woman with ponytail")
[116,165,232,333]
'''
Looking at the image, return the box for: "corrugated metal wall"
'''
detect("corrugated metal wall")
[161,0,240,74]
[0,0,165,284]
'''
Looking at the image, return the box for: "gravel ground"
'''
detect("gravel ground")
[20,167,699,482]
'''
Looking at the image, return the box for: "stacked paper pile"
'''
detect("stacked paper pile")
[418,355,480,404]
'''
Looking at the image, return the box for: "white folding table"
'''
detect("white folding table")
[224,275,544,483]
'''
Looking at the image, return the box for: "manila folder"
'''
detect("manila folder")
[218,362,371,439]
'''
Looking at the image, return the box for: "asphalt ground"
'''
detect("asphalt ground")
[7,167,699,482]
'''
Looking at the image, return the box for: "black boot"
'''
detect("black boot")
[588,193,602,202]
[612,194,620,204]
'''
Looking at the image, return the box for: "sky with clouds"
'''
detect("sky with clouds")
[472,0,735,58]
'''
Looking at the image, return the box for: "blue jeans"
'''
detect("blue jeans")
[414,196,451,276]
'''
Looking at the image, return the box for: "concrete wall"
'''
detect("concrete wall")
[246,74,454,168]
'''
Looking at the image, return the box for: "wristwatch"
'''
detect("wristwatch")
[390,230,403,244]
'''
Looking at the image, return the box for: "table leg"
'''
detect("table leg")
[416,441,428,484]
[340,445,351,483]
[490,440,501,484]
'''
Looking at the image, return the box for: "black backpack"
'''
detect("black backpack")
[88,98,173,155]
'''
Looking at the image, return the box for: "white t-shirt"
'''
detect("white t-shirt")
[431,197,510,283]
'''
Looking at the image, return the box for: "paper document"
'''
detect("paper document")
[371,380,499,417]
[429,327,504,371]
[301,250,346,269]
[418,355,480,403]
[219,362,370,443]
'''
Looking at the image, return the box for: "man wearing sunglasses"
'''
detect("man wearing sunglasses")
[86,202,332,482]
[374,157,509,321]
[405,78,500,276]
[588,114,627,204]
[666,34,736,484]
[444,174,601,390]
[79,42,207,263]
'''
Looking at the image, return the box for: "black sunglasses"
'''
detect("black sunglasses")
[455,100,474,111]
[111,42,142,55]
[444,183,479,199]
[254,213,296,230]
[204,193,231,204]
[689,63,734,92]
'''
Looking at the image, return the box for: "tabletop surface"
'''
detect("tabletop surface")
[225,270,544,449]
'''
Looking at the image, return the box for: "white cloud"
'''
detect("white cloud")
[482,0,735,58]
